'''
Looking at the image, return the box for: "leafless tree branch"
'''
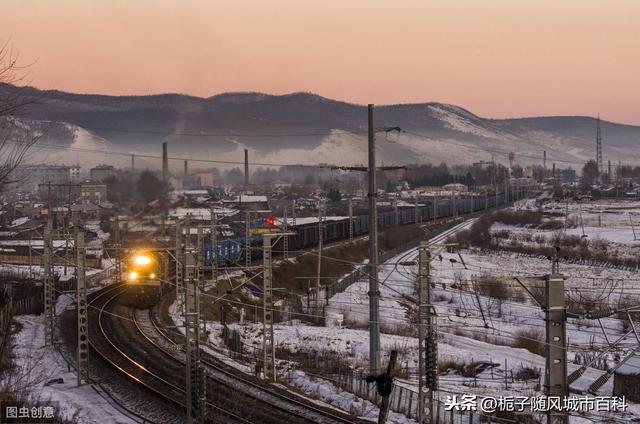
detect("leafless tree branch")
[0,39,41,192]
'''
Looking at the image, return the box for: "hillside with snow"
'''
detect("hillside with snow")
[2,83,640,170]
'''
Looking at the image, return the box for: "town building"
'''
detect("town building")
[79,181,108,204]
[90,164,115,181]
[13,164,82,193]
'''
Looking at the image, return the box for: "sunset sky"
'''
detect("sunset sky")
[3,0,639,123]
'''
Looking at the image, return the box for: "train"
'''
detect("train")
[125,192,515,308]
[239,192,509,258]
[122,251,167,308]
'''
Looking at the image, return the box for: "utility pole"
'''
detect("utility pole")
[596,115,603,184]
[210,207,218,286]
[43,198,55,346]
[262,234,276,381]
[114,213,121,283]
[433,194,438,221]
[162,142,169,183]
[283,206,289,259]
[418,242,437,423]
[184,236,204,424]
[368,104,381,374]
[393,197,399,226]
[197,226,206,336]
[183,160,189,189]
[328,107,400,375]
[451,192,457,218]
[545,273,568,424]
[76,231,89,386]
[175,221,184,314]
[245,211,252,268]
[315,199,325,309]
[131,154,135,170]
[348,197,354,243]
[244,149,250,188]
[291,200,297,227]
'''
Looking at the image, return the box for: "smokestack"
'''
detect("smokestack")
[183,160,188,189]
[162,142,168,183]
[244,149,249,187]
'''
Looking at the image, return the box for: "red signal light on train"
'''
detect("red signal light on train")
[267,217,276,226]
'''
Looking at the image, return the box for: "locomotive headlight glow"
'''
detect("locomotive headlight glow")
[134,255,151,265]
[150,273,156,279]
[128,271,138,280]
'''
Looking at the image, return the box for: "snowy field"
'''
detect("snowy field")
[4,313,136,424]
[195,201,640,422]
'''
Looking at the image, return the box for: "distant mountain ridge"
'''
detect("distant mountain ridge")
[2,83,639,170]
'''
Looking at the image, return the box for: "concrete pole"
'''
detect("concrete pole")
[367,104,381,374]
[348,197,354,243]
[316,200,325,308]
[546,274,568,424]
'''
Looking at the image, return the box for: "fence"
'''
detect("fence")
[0,301,12,359]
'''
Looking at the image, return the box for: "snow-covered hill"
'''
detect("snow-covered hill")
[3,83,639,169]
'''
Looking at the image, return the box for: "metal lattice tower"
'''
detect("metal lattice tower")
[596,115,603,183]
[43,222,55,346]
[210,207,218,286]
[184,242,204,423]
[114,213,121,283]
[262,235,275,381]
[175,221,184,314]
[315,200,325,308]
[245,211,252,268]
[196,226,206,336]
[76,231,89,385]
[283,207,289,259]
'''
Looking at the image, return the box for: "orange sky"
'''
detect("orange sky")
[3,0,640,123]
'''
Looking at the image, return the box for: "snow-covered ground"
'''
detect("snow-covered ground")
[165,201,640,422]
[4,314,136,424]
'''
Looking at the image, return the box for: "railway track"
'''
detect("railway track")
[135,306,357,424]
[88,284,356,423]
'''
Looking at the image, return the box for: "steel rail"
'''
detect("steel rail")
[141,309,356,424]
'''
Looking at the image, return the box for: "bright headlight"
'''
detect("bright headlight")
[134,255,151,265]
[129,272,138,280]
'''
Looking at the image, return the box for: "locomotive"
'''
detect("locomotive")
[123,251,165,308]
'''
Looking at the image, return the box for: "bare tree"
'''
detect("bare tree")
[0,39,40,193]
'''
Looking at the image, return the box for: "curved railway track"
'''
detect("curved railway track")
[135,306,356,424]
[88,284,355,423]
